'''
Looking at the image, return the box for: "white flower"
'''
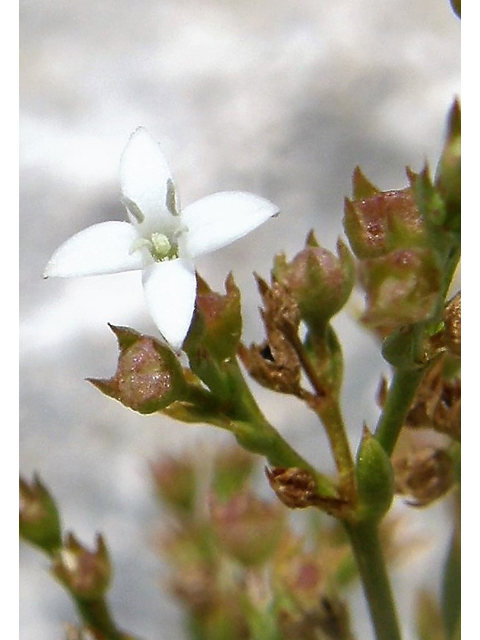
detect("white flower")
[44,128,279,349]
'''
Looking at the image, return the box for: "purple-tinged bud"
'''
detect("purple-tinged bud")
[359,247,441,332]
[52,533,111,599]
[184,273,242,362]
[209,490,286,566]
[274,237,354,333]
[343,187,427,260]
[89,325,186,414]
[150,454,197,516]
[20,475,62,553]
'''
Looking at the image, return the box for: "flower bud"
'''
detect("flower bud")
[343,187,427,260]
[19,475,62,553]
[274,236,354,333]
[52,533,111,599]
[89,325,186,414]
[359,247,441,332]
[184,273,242,362]
[209,490,286,566]
[435,100,460,226]
[150,454,197,516]
[355,427,394,522]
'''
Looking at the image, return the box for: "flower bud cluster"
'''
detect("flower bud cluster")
[152,447,356,640]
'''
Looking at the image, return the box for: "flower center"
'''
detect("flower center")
[130,222,188,263]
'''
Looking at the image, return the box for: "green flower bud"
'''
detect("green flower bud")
[209,490,286,566]
[274,237,354,334]
[19,475,62,554]
[435,100,461,232]
[359,247,442,332]
[184,273,242,363]
[89,325,186,414]
[355,427,394,522]
[52,533,111,600]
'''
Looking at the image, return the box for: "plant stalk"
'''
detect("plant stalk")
[344,519,402,640]
[374,367,425,456]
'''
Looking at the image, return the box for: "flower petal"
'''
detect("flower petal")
[44,221,143,278]
[120,127,179,232]
[142,259,196,349]
[180,191,279,258]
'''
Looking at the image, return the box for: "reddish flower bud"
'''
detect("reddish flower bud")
[20,475,62,553]
[52,533,111,599]
[343,187,427,260]
[89,325,186,414]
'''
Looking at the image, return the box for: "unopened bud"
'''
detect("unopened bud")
[150,454,197,515]
[343,187,427,260]
[209,490,286,566]
[360,247,441,332]
[52,533,111,599]
[274,237,354,333]
[19,475,62,553]
[355,427,394,522]
[435,100,461,228]
[184,273,242,362]
[89,325,186,414]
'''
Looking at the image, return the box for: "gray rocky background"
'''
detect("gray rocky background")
[20,0,460,638]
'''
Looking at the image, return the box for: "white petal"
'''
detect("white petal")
[180,191,279,258]
[44,221,143,278]
[120,127,179,232]
[142,259,196,349]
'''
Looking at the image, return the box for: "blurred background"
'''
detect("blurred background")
[20,0,460,638]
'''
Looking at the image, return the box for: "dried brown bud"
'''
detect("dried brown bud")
[266,467,322,509]
[238,339,302,396]
[52,533,111,599]
[89,325,186,414]
[393,447,454,507]
[265,467,348,518]
[403,357,461,441]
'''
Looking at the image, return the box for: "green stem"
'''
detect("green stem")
[374,367,425,456]
[283,326,355,488]
[344,520,402,640]
[226,358,338,498]
[74,596,130,640]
